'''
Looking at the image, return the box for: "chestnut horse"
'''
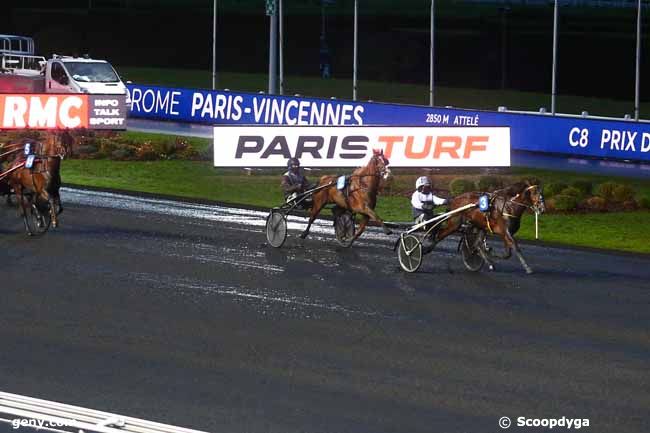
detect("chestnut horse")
[300,149,392,242]
[7,135,66,233]
[434,182,545,274]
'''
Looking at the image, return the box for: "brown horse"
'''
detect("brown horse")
[300,149,393,242]
[7,135,66,234]
[434,182,545,274]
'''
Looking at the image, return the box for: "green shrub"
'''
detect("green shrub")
[111,148,135,160]
[450,178,476,196]
[612,184,635,203]
[582,196,607,212]
[477,175,503,191]
[552,194,578,211]
[545,182,568,197]
[595,182,618,201]
[560,186,584,199]
[571,180,593,196]
[638,197,650,209]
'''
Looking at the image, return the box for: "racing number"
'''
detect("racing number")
[569,127,589,148]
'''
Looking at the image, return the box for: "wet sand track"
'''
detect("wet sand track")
[1,188,649,433]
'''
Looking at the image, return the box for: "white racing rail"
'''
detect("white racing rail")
[0,391,208,433]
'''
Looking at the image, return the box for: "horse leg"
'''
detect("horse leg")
[505,230,533,274]
[354,205,392,235]
[300,199,326,240]
[14,185,31,234]
[352,214,369,241]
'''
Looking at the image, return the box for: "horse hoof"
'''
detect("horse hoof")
[488,264,495,271]
[526,268,534,275]
[383,228,393,235]
[299,232,308,240]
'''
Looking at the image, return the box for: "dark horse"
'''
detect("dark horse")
[435,182,545,274]
[7,135,66,233]
[300,149,393,242]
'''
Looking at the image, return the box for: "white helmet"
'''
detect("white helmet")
[415,176,431,190]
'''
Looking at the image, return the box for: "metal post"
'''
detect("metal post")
[551,0,559,115]
[268,1,278,94]
[279,0,284,95]
[212,0,218,89]
[500,7,509,90]
[634,0,641,120]
[429,0,434,107]
[353,0,358,101]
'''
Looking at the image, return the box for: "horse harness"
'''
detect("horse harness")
[480,185,540,233]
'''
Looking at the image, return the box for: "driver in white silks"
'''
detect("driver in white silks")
[411,176,448,253]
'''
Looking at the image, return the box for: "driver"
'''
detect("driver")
[412,176,448,223]
[281,157,310,204]
[411,176,448,253]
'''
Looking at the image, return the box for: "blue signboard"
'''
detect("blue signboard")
[126,84,650,162]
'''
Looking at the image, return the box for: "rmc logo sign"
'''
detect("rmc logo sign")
[0,94,127,130]
[213,126,511,167]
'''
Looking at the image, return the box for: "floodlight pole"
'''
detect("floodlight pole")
[212,0,218,89]
[268,1,278,94]
[551,0,559,115]
[353,0,358,101]
[279,0,284,95]
[429,0,435,107]
[634,0,642,121]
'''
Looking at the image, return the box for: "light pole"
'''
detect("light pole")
[279,0,284,95]
[429,0,435,107]
[212,0,218,89]
[634,0,642,121]
[267,0,278,94]
[353,0,358,101]
[551,0,559,115]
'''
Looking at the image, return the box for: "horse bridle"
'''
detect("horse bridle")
[503,185,544,217]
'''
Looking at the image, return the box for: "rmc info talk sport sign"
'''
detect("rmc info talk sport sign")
[0,94,127,130]
[213,126,511,168]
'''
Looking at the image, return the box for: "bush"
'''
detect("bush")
[545,182,568,197]
[560,186,584,199]
[612,184,635,203]
[571,180,593,196]
[582,196,607,212]
[450,178,476,196]
[552,194,578,211]
[638,197,650,209]
[623,200,638,211]
[477,175,503,192]
[76,145,98,156]
[111,148,135,160]
[595,182,618,201]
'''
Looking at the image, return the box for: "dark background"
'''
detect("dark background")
[3,1,650,100]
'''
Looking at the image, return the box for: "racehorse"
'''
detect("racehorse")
[434,181,545,274]
[6,135,67,233]
[300,149,393,242]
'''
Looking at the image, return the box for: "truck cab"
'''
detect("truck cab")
[46,55,129,97]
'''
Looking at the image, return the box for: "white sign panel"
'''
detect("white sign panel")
[214,126,510,167]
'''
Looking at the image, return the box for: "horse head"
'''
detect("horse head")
[518,183,545,214]
[371,149,392,180]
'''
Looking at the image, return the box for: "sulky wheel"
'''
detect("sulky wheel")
[23,197,51,236]
[397,234,423,273]
[460,226,485,272]
[265,210,288,248]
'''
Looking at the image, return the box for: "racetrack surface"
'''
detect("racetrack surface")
[1,189,649,433]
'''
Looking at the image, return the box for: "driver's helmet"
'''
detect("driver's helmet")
[415,176,431,191]
[287,157,300,169]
